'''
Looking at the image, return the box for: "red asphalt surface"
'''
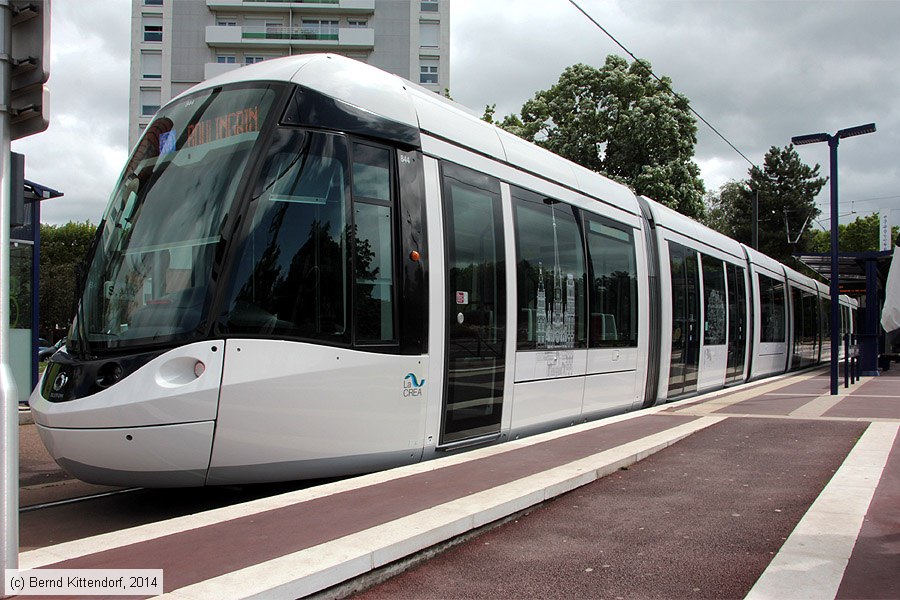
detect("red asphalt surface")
[836,372,900,600]
[16,367,900,599]
[355,419,865,599]
[356,370,899,600]
[30,414,694,595]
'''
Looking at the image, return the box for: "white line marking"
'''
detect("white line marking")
[745,421,899,600]
[789,393,848,418]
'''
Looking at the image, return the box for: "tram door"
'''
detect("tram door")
[668,242,700,397]
[440,164,506,445]
[726,264,747,383]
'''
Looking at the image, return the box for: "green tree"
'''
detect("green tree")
[482,103,527,138]
[482,104,496,124]
[806,214,900,253]
[705,145,826,263]
[704,180,748,239]
[489,56,706,219]
[39,221,97,341]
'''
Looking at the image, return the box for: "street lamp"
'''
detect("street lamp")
[792,123,876,395]
[753,186,760,250]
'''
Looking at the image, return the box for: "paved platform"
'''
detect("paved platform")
[14,368,900,599]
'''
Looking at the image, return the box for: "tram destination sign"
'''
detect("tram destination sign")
[183,106,260,149]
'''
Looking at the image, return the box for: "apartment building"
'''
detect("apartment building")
[129,0,450,149]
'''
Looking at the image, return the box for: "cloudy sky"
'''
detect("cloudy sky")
[13,0,900,234]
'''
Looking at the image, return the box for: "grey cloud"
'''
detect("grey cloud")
[17,0,900,226]
[451,0,899,221]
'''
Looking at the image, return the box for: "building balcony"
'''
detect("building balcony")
[206,24,374,49]
[206,0,374,14]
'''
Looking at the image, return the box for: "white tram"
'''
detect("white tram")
[30,55,857,486]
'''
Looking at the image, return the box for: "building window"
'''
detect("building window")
[144,0,163,5]
[348,19,368,28]
[420,21,439,48]
[140,89,161,117]
[217,18,237,27]
[244,17,286,38]
[216,54,237,64]
[141,51,162,79]
[421,0,439,12]
[419,60,438,85]
[143,16,163,42]
[244,55,268,65]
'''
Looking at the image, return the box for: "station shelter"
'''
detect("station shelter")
[796,247,897,376]
[10,178,63,403]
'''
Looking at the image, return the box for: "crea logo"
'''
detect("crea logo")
[403,373,425,397]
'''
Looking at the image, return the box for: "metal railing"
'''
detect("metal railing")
[844,332,860,387]
[242,26,338,40]
[241,25,338,41]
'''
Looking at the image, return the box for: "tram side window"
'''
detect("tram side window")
[791,287,803,353]
[701,255,727,345]
[224,129,351,343]
[803,292,818,346]
[512,187,586,350]
[759,275,786,343]
[841,305,849,336]
[585,216,637,347]
[351,142,396,343]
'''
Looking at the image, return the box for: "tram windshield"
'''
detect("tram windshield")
[69,84,280,355]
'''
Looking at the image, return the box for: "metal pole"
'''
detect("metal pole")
[828,136,840,396]
[31,198,39,391]
[752,188,759,250]
[844,332,849,388]
[0,0,20,591]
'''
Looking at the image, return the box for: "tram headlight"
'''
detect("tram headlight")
[97,362,124,388]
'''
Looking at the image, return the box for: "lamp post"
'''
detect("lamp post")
[750,174,778,251]
[753,188,759,250]
[792,123,876,395]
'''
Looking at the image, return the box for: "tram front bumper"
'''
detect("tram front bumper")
[34,420,215,487]
[28,341,226,487]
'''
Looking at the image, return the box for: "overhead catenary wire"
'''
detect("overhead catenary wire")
[817,194,900,208]
[566,0,757,169]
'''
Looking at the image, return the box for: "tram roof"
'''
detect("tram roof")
[642,197,745,260]
[744,245,788,277]
[177,54,641,216]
